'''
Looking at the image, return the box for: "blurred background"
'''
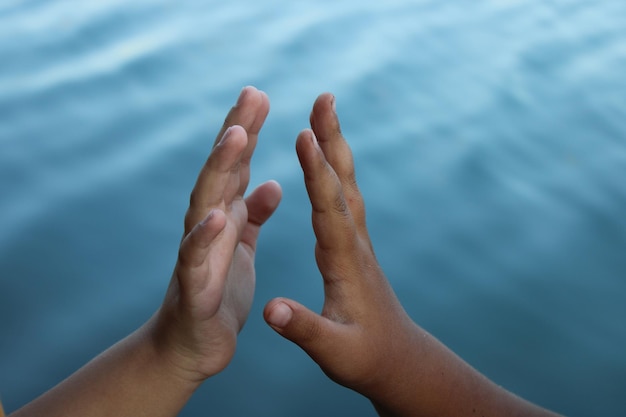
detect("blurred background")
[1,0,625,415]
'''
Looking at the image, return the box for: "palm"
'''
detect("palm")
[203,197,257,330]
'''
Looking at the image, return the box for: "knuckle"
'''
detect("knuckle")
[346,172,359,189]
[331,191,350,217]
[299,318,323,345]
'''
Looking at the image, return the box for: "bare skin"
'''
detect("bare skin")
[264,93,563,417]
[4,89,562,417]
[8,86,282,417]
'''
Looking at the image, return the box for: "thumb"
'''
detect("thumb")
[263,298,341,361]
[241,180,282,250]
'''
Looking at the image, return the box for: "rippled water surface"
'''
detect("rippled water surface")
[1,1,625,416]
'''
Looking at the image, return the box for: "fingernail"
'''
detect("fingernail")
[309,130,319,148]
[267,302,292,328]
[201,209,216,226]
[219,126,233,145]
[237,86,250,105]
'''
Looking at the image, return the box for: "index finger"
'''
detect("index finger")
[296,128,358,257]
[214,86,270,196]
[192,86,270,210]
[309,93,367,233]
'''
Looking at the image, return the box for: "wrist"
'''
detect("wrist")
[141,311,210,389]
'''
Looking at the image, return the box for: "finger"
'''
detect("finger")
[310,93,366,231]
[240,180,282,252]
[215,86,271,197]
[214,86,269,148]
[264,298,352,366]
[296,128,358,255]
[185,126,248,232]
[177,209,227,294]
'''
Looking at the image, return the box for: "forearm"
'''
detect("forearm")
[369,325,561,417]
[9,316,201,417]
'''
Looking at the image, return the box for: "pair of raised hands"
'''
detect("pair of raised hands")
[9,87,561,417]
[154,86,561,417]
[157,86,417,397]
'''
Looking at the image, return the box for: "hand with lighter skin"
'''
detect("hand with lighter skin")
[264,93,563,417]
[8,86,282,417]
[153,86,282,382]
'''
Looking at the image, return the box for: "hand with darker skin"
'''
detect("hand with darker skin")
[264,93,562,417]
[264,92,421,398]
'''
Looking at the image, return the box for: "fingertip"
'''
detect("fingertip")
[235,86,270,121]
[218,125,232,146]
[226,124,247,139]
[265,180,283,205]
[194,209,226,245]
[236,86,252,106]
[217,125,249,160]
[244,180,283,232]
[314,92,335,111]
[295,129,321,178]
[179,209,226,268]
[258,89,270,111]
[311,93,342,137]
[201,208,225,226]
[264,179,282,194]
[312,92,336,119]
[264,300,293,329]
[296,127,313,142]
[296,128,319,154]
[264,299,335,357]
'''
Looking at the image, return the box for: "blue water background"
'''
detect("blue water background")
[1,1,625,415]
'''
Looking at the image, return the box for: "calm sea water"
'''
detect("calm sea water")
[1,1,625,416]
